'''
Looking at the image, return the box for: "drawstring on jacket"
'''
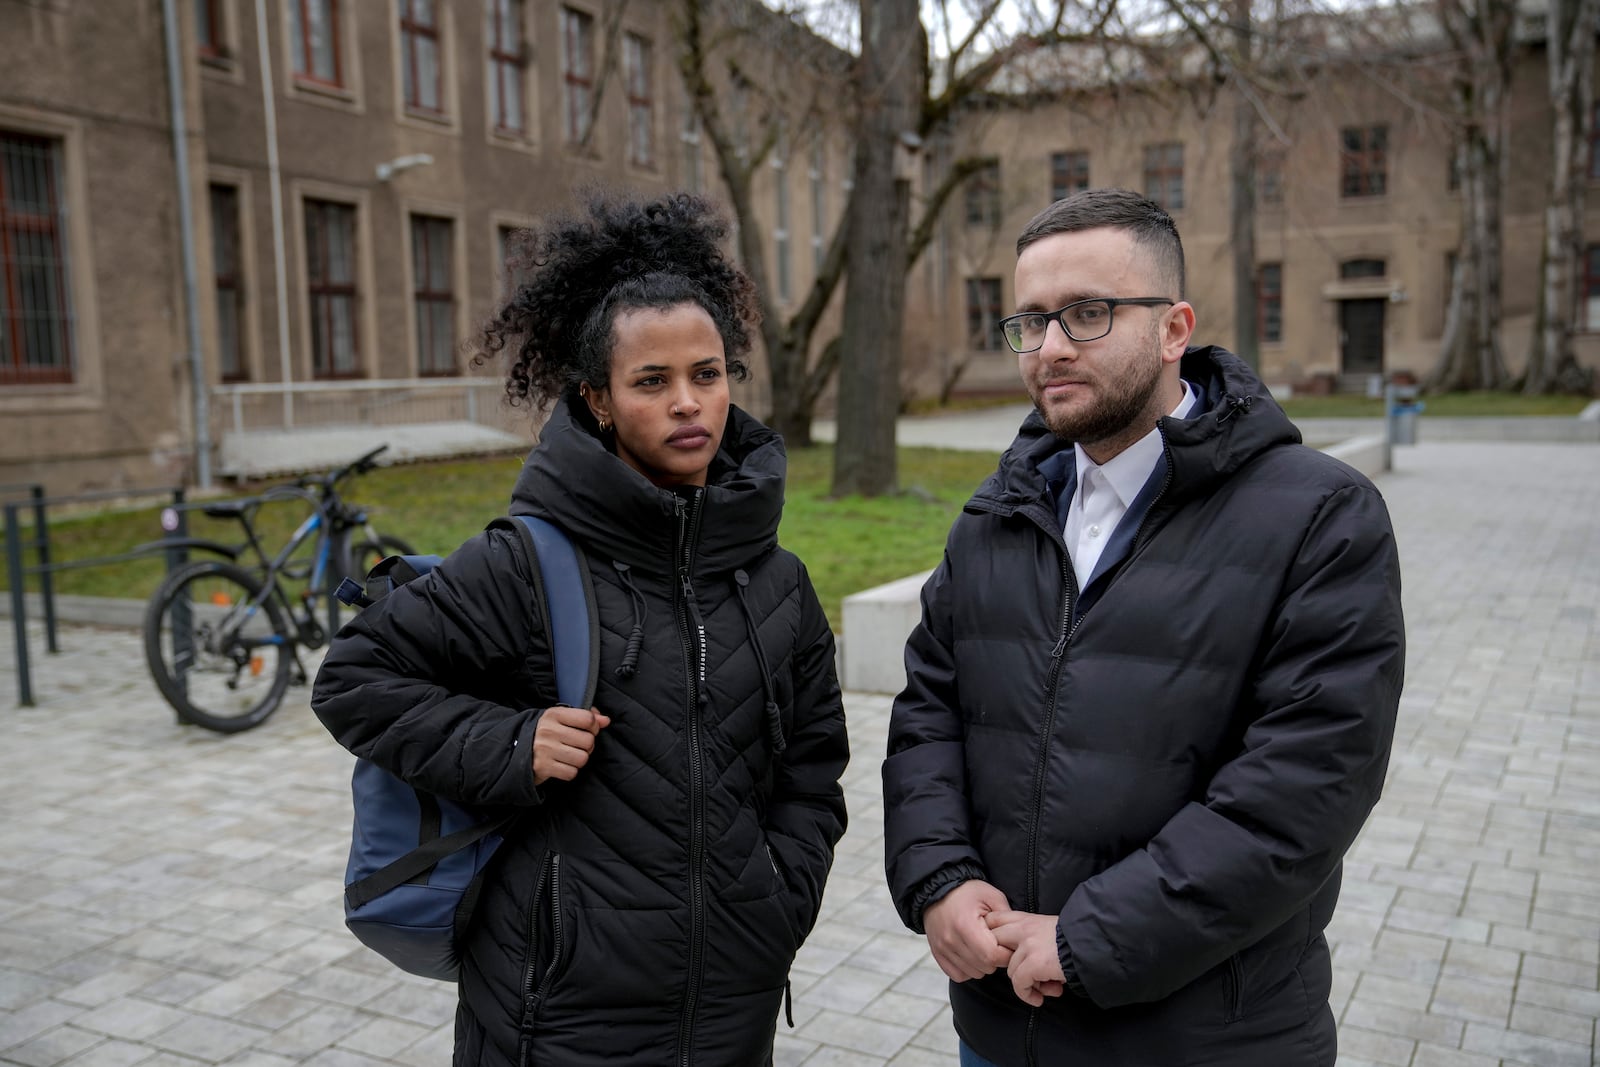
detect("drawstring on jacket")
[612,561,648,679]
[1217,393,1256,425]
[733,569,786,754]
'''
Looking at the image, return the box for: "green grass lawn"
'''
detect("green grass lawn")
[6,446,1000,632]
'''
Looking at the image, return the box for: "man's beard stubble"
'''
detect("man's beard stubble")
[1038,329,1167,448]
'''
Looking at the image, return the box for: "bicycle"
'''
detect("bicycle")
[142,445,416,733]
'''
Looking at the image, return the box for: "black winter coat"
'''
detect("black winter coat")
[883,348,1404,1066]
[313,399,849,1066]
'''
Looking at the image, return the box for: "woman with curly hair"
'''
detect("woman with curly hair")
[312,192,849,1065]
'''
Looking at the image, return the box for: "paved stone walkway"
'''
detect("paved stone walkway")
[0,441,1596,1066]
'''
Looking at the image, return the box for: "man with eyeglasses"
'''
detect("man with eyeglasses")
[884,188,1404,1066]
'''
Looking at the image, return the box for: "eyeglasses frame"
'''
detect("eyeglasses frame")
[998,297,1175,354]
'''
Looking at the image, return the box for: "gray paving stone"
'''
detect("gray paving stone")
[56,1038,161,1067]
[1460,1020,1592,1067]
[1429,974,1513,1026]
[150,1016,270,1062]
[0,1024,104,1067]
[1341,998,1465,1046]
[1336,1025,1416,1066]
[1409,1043,1502,1067]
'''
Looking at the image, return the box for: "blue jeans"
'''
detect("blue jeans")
[959,1042,1000,1067]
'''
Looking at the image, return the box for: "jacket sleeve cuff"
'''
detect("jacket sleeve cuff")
[1056,921,1090,1000]
[515,709,546,805]
[908,861,988,933]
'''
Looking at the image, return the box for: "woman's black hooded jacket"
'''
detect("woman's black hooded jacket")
[312,398,850,1066]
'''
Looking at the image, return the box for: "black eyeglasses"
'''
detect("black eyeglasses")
[998,297,1174,354]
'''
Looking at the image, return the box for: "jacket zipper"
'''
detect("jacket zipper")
[518,852,562,1064]
[674,491,707,1067]
[1024,526,1076,1067]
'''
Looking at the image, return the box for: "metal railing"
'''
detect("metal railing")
[4,484,189,708]
[213,377,520,435]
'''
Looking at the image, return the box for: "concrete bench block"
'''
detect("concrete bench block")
[839,569,932,695]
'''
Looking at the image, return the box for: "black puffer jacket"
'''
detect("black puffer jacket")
[883,348,1404,1066]
[313,398,849,1066]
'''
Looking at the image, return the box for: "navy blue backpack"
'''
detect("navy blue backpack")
[333,515,596,982]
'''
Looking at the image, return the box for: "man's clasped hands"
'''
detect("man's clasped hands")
[923,879,1069,1007]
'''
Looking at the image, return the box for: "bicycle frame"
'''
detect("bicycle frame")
[245,487,356,649]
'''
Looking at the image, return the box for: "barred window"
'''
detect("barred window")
[304,199,360,378]
[210,184,246,381]
[0,132,73,385]
[1257,263,1282,344]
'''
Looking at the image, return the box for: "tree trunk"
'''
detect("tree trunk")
[671,0,853,445]
[1522,0,1599,395]
[1423,0,1513,393]
[831,0,924,497]
[767,338,815,446]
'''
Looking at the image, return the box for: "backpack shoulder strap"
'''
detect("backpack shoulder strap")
[492,515,599,710]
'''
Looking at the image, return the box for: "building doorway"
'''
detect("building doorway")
[1339,298,1386,377]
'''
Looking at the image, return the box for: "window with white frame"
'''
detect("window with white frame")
[411,214,455,375]
[1143,143,1184,211]
[966,277,1003,352]
[680,106,702,193]
[773,133,791,302]
[560,7,595,145]
[809,140,826,272]
[399,0,443,114]
[290,0,343,87]
[487,0,526,134]
[624,33,654,167]
[210,184,246,381]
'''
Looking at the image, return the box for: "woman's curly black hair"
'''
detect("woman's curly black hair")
[475,191,757,412]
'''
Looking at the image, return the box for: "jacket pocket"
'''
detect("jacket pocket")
[1223,953,1245,1024]
[517,851,567,1063]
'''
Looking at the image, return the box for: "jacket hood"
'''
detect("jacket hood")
[509,392,785,576]
[978,345,1300,510]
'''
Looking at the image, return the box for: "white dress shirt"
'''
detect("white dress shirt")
[1064,382,1198,590]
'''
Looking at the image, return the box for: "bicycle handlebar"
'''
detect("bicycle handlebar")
[324,444,389,489]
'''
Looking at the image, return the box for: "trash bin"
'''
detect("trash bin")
[1386,384,1423,446]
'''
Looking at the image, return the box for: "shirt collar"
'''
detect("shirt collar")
[1072,380,1198,509]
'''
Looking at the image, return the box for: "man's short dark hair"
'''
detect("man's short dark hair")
[1017,189,1186,299]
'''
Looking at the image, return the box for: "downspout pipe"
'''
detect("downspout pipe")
[254,0,294,429]
[161,0,212,488]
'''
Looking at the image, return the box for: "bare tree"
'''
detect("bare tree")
[1422,0,1515,392]
[1521,0,1599,395]
[831,0,927,497]
[673,0,851,445]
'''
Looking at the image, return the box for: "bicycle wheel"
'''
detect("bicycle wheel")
[343,532,417,584]
[143,560,295,733]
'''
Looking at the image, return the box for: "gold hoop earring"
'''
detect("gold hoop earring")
[597,417,611,433]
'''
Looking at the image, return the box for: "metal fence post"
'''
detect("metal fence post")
[163,490,191,714]
[31,486,57,653]
[6,504,33,707]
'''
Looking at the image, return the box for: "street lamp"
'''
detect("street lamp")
[375,153,435,182]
